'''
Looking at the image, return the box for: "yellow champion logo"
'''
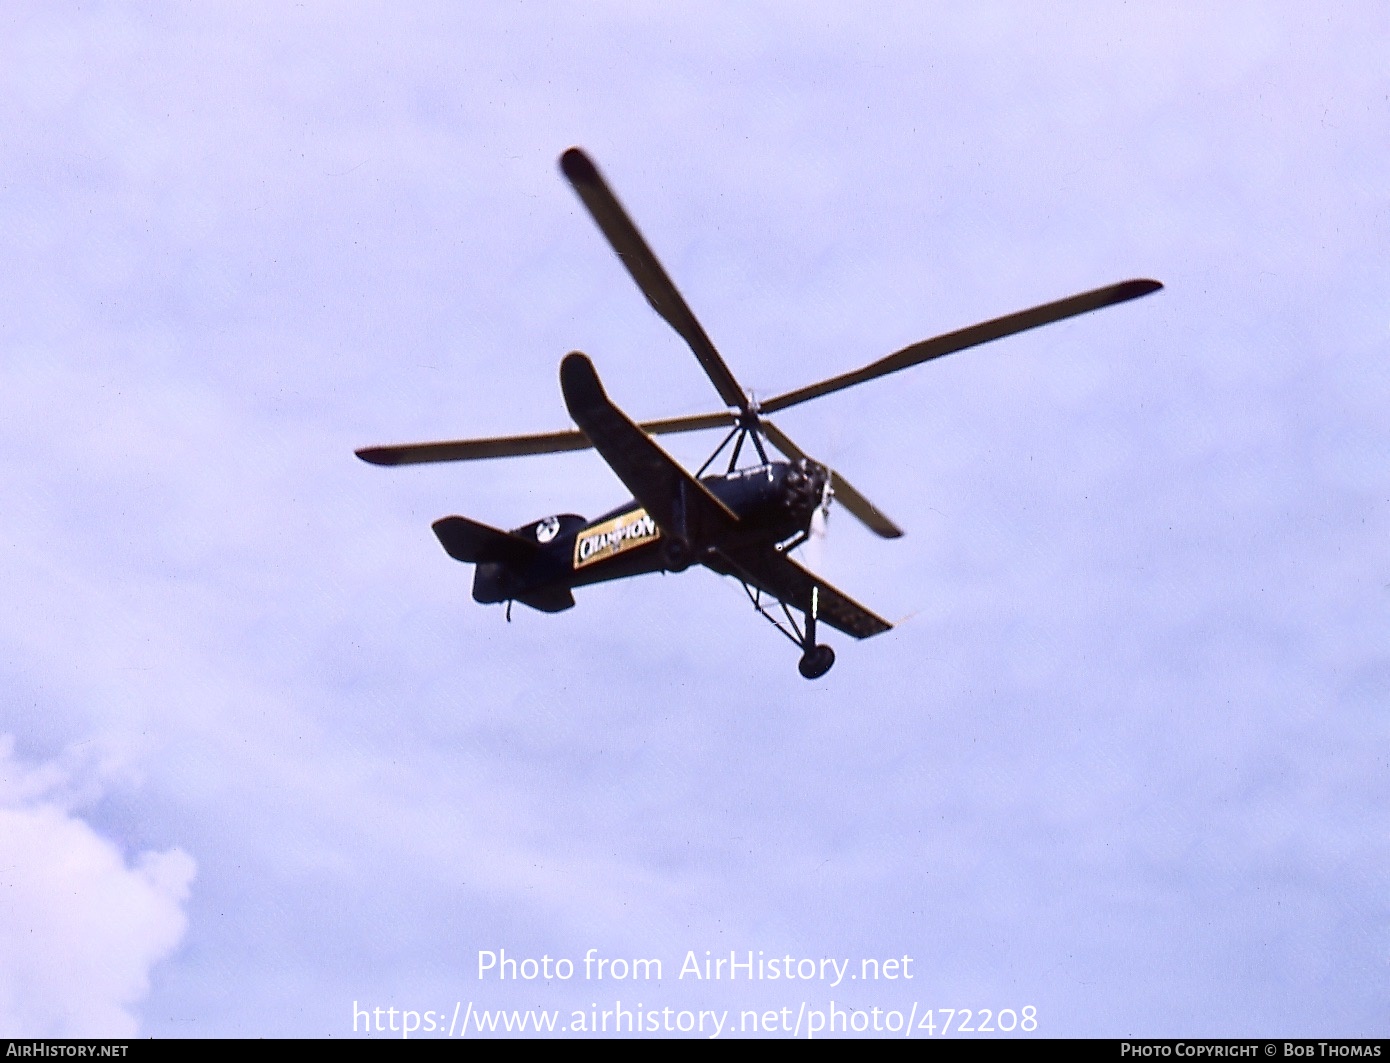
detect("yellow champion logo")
[573,508,660,569]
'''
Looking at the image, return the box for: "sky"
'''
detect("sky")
[0,0,1386,1040]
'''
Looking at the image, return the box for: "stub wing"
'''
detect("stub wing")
[432,515,542,565]
[559,352,738,546]
[709,546,892,640]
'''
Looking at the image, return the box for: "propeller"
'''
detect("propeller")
[758,420,902,538]
[801,471,833,569]
[357,147,1165,543]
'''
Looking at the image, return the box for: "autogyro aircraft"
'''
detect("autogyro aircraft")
[358,148,1162,679]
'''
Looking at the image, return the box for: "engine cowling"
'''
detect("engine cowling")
[782,458,829,522]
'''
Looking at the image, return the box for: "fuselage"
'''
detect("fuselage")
[471,459,826,609]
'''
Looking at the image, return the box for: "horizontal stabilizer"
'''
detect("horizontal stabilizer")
[432,516,542,565]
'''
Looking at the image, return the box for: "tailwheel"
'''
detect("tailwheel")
[797,644,835,680]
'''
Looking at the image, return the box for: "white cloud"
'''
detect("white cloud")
[0,737,195,1037]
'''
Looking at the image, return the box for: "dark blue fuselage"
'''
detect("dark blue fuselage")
[471,460,825,611]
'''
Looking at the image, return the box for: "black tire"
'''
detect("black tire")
[797,644,835,679]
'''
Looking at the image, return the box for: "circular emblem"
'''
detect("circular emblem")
[535,516,561,543]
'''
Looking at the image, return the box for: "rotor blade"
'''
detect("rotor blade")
[560,147,750,414]
[823,469,905,539]
[760,278,1163,414]
[761,420,904,539]
[355,410,736,466]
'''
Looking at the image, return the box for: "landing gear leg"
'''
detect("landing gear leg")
[796,586,835,680]
[738,579,836,679]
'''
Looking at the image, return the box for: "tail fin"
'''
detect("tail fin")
[432,516,542,565]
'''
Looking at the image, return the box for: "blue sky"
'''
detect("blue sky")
[0,1,1386,1038]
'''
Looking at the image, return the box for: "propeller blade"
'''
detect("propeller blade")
[760,278,1163,414]
[761,420,904,539]
[560,148,750,414]
[356,410,736,466]
[804,502,829,570]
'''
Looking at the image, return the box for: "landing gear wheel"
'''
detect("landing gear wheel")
[797,644,835,680]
